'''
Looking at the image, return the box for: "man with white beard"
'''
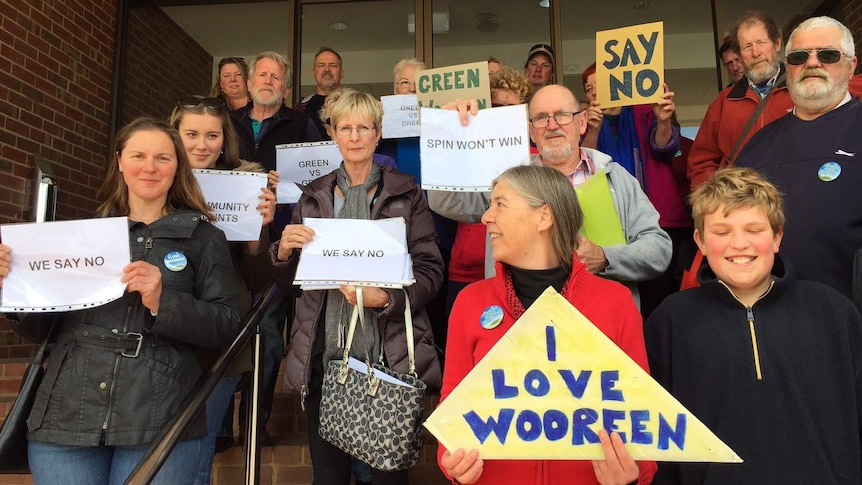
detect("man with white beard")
[735,16,862,300]
[229,51,321,445]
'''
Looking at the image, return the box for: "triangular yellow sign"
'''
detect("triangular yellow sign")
[425,288,742,462]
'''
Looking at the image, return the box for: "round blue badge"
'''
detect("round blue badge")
[818,161,841,182]
[163,251,188,272]
[480,305,504,330]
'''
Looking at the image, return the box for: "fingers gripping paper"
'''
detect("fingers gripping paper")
[424,288,742,462]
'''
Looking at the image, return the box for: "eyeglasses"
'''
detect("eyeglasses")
[529,110,580,128]
[177,96,226,111]
[397,80,415,89]
[785,49,844,66]
[334,125,377,138]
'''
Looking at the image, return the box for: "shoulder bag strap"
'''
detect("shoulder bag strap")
[722,71,787,168]
[401,289,416,376]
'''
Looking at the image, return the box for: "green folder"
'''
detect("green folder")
[574,170,626,246]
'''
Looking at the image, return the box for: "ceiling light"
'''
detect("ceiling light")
[329,21,348,31]
[633,0,653,9]
[476,13,499,33]
[407,11,450,34]
[538,0,550,7]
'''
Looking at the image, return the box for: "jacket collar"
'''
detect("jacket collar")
[696,253,791,304]
[297,164,417,218]
[728,63,787,100]
[128,210,203,239]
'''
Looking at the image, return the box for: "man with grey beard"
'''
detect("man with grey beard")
[428,85,671,307]
[686,11,794,188]
[229,51,321,446]
[735,16,862,300]
[231,51,322,173]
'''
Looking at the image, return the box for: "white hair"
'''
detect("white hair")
[786,16,855,61]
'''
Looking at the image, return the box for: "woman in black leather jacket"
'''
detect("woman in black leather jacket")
[0,117,242,485]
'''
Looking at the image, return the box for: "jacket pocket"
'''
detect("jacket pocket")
[144,347,200,424]
[27,344,74,430]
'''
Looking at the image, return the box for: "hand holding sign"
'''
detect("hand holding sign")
[441,98,480,127]
[596,21,665,109]
[593,430,639,485]
[121,260,163,315]
[277,223,317,262]
[0,244,10,288]
[440,449,483,484]
[257,186,277,226]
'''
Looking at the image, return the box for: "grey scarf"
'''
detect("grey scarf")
[323,162,383,367]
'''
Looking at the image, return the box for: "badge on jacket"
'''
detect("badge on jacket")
[164,251,188,272]
[480,305,503,329]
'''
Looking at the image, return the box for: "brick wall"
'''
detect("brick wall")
[122,6,213,123]
[0,4,212,363]
[845,0,862,70]
[0,0,117,358]
[0,0,115,225]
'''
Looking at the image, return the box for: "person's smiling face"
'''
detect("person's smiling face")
[118,130,178,207]
[178,112,223,169]
[695,205,782,302]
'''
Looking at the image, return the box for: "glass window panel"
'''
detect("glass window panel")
[431,0,550,72]
[299,0,416,99]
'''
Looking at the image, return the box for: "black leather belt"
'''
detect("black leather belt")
[61,325,147,358]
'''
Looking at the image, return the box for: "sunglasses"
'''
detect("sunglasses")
[785,49,844,66]
[177,96,226,111]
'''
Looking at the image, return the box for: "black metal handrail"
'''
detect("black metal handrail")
[124,283,279,485]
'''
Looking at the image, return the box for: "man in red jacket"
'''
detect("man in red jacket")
[687,11,862,190]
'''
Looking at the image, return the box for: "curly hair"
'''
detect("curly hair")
[490,67,533,104]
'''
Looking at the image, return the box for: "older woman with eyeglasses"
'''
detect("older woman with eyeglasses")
[211,57,251,111]
[272,89,443,485]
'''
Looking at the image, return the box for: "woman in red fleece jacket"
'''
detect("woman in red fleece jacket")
[437,166,656,485]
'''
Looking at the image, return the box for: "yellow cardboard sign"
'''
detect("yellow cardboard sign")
[575,170,626,247]
[425,288,742,462]
[416,61,491,110]
[595,21,664,109]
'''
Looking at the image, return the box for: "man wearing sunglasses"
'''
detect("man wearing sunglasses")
[734,16,862,301]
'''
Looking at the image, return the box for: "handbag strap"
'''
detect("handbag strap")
[339,286,370,364]
[401,289,416,376]
[339,286,417,376]
[722,70,787,168]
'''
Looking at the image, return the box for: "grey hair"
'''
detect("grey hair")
[786,16,855,61]
[492,165,583,271]
[248,51,293,88]
[392,58,426,91]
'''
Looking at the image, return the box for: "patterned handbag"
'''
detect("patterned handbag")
[318,287,426,471]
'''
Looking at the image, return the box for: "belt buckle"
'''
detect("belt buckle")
[121,332,143,358]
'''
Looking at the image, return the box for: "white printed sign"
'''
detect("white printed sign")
[294,217,413,288]
[0,217,130,312]
[420,104,530,191]
[276,141,343,203]
[194,169,266,242]
[382,94,420,139]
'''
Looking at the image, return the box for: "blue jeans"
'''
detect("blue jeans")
[29,438,203,485]
[195,374,242,485]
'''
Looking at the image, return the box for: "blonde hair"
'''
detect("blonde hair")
[690,167,784,236]
[493,166,583,271]
[327,88,383,129]
[490,67,533,104]
[97,117,214,220]
[168,96,241,170]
